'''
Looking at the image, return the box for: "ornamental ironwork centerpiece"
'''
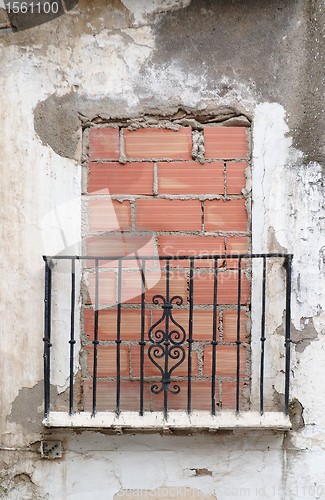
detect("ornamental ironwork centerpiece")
[148,294,187,397]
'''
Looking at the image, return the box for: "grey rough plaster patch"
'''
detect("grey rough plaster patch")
[291,318,318,353]
[152,0,325,164]
[288,398,304,431]
[8,381,44,434]
[275,312,319,354]
[34,91,81,160]
[8,381,73,434]
[295,0,325,166]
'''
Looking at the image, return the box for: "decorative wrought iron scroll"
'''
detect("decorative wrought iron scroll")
[148,294,187,396]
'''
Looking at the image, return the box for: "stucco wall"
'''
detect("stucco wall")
[0,1,324,498]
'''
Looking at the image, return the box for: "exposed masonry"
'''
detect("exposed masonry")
[80,111,251,163]
[82,123,251,271]
[81,123,251,240]
[80,118,252,412]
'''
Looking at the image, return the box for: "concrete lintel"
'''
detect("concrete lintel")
[43,411,291,431]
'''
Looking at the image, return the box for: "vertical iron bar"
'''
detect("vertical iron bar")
[211,258,218,415]
[92,259,99,416]
[187,257,194,415]
[116,259,122,416]
[43,259,52,418]
[164,259,170,419]
[236,257,242,414]
[260,256,267,415]
[140,259,146,416]
[284,255,292,414]
[69,258,76,415]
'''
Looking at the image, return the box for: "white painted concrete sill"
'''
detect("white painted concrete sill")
[43,411,291,431]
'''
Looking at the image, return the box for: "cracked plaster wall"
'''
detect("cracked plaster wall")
[0,0,324,498]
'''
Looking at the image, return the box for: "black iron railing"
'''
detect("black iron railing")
[43,253,293,420]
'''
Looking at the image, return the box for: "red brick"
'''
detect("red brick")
[83,380,151,412]
[86,272,116,305]
[226,236,249,269]
[194,271,250,305]
[85,345,129,377]
[88,199,131,232]
[150,380,217,411]
[84,308,150,341]
[226,162,248,194]
[86,235,158,271]
[136,199,202,231]
[221,381,245,410]
[88,162,154,195]
[223,310,248,342]
[121,270,188,304]
[85,233,154,258]
[89,128,120,161]
[152,309,219,341]
[124,127,192,160]
[158,235,225,268]
[204,127,248,160]
[158,162,224,195]
[205,199,248,232]
[203,345,246,377]
[227,236,249,255]
[130,345,198,377]
[83,371,245,412]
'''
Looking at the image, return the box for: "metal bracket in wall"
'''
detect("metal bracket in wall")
[40,440,63,459]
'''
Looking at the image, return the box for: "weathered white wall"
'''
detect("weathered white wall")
[0,51,81,445]
[0,0,324,498]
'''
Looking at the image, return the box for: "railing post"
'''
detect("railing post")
[43,258,52,418]
[164,259,170,420]
[116,259,122,416]
[211,257,218,415]
[187,257,194,415]
[236,257,242,414]
[284,254,293,414]
[139,258,146,416]
[260,256,267,415]
[69,257,76,415]
[92,259,99,417]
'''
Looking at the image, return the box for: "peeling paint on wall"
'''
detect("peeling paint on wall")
[253,103,325,328]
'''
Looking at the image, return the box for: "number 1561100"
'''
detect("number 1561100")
[6,2,60,14]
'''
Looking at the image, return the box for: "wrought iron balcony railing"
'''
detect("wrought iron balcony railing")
[42,253,293,430]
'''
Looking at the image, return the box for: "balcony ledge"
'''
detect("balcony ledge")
[43,411,291,431]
